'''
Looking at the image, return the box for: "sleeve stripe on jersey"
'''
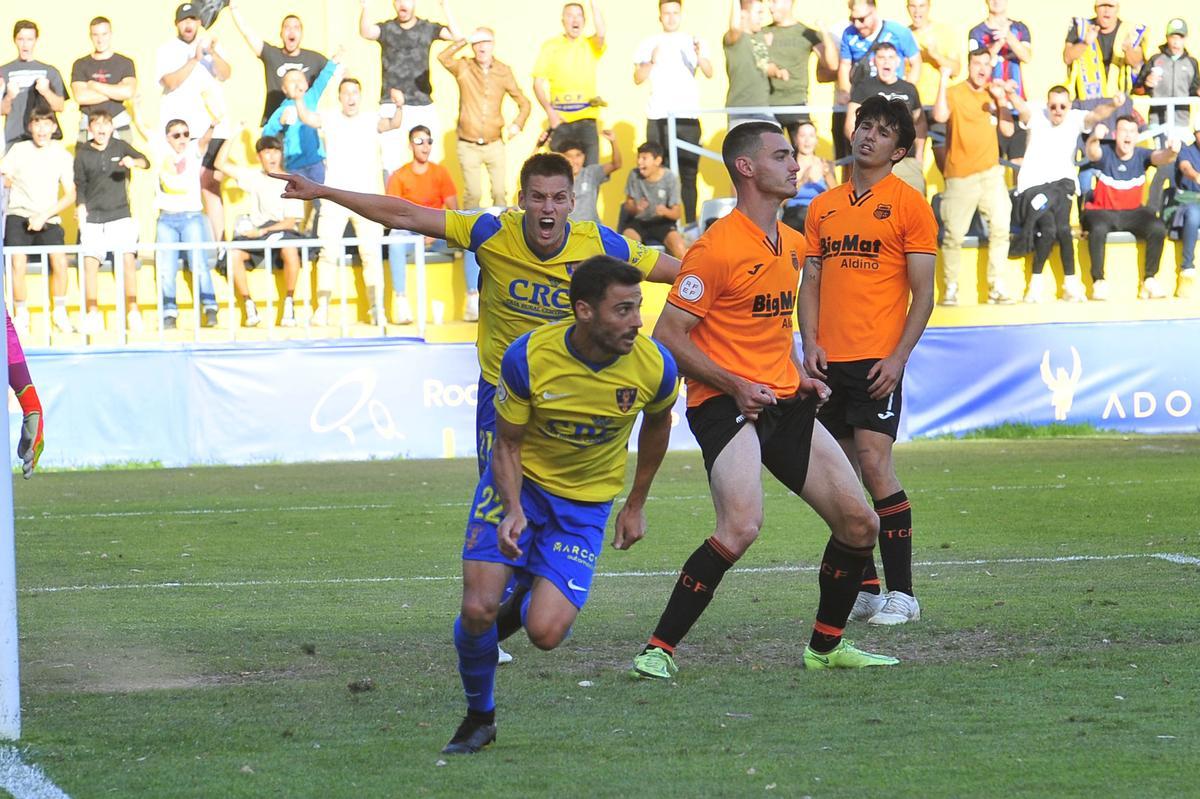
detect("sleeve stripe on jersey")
[597,224,632,261]
[468,213,503,252]
[651,339,679,404]
[499,332,533,399]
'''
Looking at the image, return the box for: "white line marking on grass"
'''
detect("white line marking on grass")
[0,747,70,799]
[19,553,1195,595]
[17,476,1193,521]
[1153,553,1200,566]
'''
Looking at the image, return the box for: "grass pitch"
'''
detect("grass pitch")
[9,436,1200,797]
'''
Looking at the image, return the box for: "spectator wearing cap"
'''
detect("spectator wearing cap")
[1063,1,1144,114]
[438,27,530,209]
[533,1,607,165]
[0,20,68,152]
[156,2,232,265]
[228,0,328,124]
[1135,19,1200,136]
[70,16,137,141]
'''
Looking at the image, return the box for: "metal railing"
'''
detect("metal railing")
[662,96,1200,177]
[2,232,432,346]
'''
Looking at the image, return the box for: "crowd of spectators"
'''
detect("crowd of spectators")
[2,0,1200,338]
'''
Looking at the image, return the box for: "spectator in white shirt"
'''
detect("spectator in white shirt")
[633,0,712,224]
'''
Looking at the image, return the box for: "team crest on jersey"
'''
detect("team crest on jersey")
[564,262,579,277]
[615,387,638,412]
[874,204,892,220]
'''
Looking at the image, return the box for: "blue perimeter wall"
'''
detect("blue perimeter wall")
[15,319,1199,469]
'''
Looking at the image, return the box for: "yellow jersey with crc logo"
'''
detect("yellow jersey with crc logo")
[495,320,679,503]
[444,210,661,385]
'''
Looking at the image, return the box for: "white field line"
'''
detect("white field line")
[14,476,1194,521]
[18,553,1196,596]
[0,747,70,799]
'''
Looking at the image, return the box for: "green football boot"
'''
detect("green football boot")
[804,640,899,670]
[631,646,678,680]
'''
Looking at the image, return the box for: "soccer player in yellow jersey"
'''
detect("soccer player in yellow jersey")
[631,120,899,682]
[801,96,937,626]
[439,255,678,754]
[276,154,679,474]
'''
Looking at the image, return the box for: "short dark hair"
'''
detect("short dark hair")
[89,16,111,28]
[721,121,784,182]
[13,20,38,39]
[164,118,188,134]
[519,152,575,191]
[86,108,114,124]
[553,139,586,155]
[569,255,644,310]
[256,135,283,153]
[1048,84,1071,97]
[968,46,991,61]
[637,141,665,160]
[339,77,362,91]
[854,95,916,159]
[27,107,55,126]
[873,41,898,56]
[1115,114,1140,129]
[409,125,432,140]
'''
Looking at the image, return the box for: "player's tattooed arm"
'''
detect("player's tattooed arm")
[799,256,826,379]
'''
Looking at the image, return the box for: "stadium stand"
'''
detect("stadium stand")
[1,0,1198,349]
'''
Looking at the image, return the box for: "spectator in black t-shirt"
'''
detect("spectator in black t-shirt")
[0,20,68,151]
[359,0,462,171]
[844,41,927,193]
[70,16,138,141]
[228,0,327,124]
[73,108,149,335]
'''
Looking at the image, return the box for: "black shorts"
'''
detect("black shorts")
[625,217,676,246]
[232,228,303,269]
[686,393,817,494]
[817,359,903,440]
[999,123,1028,161]
[201,137,226,171]
[4,216,65,247]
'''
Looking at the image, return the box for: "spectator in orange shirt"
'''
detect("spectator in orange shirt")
[385,125,481,322]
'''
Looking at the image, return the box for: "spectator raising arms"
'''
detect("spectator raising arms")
[439,27,531,210]
[153,117,219,329]
[558,129,621,226]
[1080,116,1178,301]
[0,20,68,151]
[1063,1,1144,113]
[70,16,137,140]
[634,0,712,224]
[763,0,836,143]
[227,0,327,124]
[723,0,775,127]
[156,3,232,270]
[533,1,607,165]
[359,0,462,171]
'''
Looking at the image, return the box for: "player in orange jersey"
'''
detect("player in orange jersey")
[801,95,937,626]
[631,120,899,680]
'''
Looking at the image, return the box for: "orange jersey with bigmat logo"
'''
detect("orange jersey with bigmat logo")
[804,173,938,361]
[667,209,805,408]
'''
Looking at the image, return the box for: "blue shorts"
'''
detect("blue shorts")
[475,377,496,477]
[463,465,613,610]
